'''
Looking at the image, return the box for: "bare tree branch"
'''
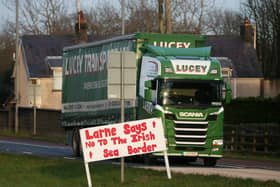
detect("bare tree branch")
[244,0,280,78]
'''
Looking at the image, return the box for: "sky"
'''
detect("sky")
[0,0,243,32]
[215,0,243,12]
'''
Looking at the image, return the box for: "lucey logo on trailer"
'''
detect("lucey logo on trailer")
[152,41,191,48]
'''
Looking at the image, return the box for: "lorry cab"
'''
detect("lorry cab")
[139,45,231,166]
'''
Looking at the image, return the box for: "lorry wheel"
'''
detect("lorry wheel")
[72,129,81,157]
[203,158,217,167]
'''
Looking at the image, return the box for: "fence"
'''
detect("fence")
[224,123,280,156]
[0,107,65,139]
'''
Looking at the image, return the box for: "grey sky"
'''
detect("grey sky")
[0,0,242,32]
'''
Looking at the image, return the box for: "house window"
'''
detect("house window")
[53,69,62,90]
[28,80,41,106]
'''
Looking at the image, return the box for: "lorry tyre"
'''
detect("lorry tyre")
[72,129,81,157]
[203,158,217,167]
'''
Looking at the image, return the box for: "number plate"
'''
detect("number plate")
[183,152,198,156]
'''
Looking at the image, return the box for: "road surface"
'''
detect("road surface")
[0,136,73,159]
[1,136,280,182]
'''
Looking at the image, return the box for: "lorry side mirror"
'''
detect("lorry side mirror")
[145,80,152,88]
[144,80,156,103]
[144,89,152,102]
[225,82,231,104]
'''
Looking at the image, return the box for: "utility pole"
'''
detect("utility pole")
[121,0,125,35]
[77,0,80,30]
[165,0,172,33]
[33,79,37,135]
[121,1,125,183]
[158,0,164,33]
[15,0,19,133]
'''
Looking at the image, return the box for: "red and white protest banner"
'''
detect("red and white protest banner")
[79,118,171,187]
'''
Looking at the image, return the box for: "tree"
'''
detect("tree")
[0,32,15,105]
[244,0,280,78]
[3,0,73,35]
[158,0,164,33]
[203,9,242,35]
[172,0,214,34]
[84,1,121,35]
[125,0,158,33]
[165,0,172,33]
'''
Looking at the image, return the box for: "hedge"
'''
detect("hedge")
[224,96,280,124]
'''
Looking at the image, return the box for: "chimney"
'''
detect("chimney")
[75,11,88,43]
[240,18,253,43]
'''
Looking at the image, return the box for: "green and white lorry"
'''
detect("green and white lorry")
[62,33,231,166]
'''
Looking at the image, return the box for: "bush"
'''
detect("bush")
[224,96,280,123]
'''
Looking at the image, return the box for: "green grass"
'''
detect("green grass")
[0,154,279,187]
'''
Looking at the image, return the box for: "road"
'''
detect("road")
[0,136,74,159]
[1,136,280,182]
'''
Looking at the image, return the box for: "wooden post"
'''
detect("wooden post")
[240,130,245,151]
[84,162,92,187]
[165,0,172,33]
[15,0,19,133]
[8,106,13,131]
[253,134,257,153]
[231,129,235,151]
[121,52,125,183]
[264,131,268,153]
[158,0,164,33]
[121,0,125,35]
[32,79,37,135]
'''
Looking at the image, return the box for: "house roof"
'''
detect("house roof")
[21,35,111,78]
[205,35,263,78]
[22,35,74,78]
[21,34,263,78]
[46,56,63,68]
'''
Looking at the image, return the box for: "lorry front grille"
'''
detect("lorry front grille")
[174,120,208,145]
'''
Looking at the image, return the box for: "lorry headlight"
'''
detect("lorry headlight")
[210,69,218,75]
[164,67,174,73]
[212,139,223,146]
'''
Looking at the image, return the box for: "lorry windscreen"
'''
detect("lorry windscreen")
[157,79,222,108]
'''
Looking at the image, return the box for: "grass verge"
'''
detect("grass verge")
[0,154,279,187]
